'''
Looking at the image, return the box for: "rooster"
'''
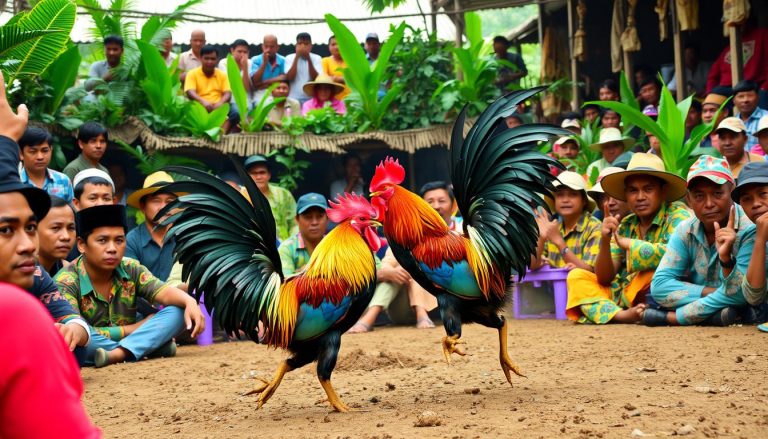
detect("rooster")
[159,165,381,412]
[369,88,565,384]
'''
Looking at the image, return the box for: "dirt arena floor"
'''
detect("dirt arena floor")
[82,317,768,438]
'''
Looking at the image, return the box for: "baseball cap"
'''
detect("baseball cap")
[365,33,379,42]
[686,155,735,186]
[296,192,328,215]
[716,117,747,134]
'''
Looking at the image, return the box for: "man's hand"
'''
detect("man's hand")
[55,323,88,351]
[714,206,737,261]
[613,231,631,250]
[377,266,411,284]
[297,44,310,59]
[183,297,205,338]
[755,211,768,242]
[534,208,560,242]
[0,71,29,141]
[200,100,214,112]
[601,214,621,238]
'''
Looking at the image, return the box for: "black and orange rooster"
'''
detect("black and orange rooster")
[369,88,565,384]
[159,166,382,412]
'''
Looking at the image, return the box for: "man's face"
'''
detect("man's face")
[296,208,327,242]
[105,43,123,66]
[702,104,719,124]
[624,175,665,219]
[74,183,114,210]
[584,107,600,123]
[554,187,586,217]
[79,134,107,162]
[734,91,758,115]
[38,205,75,262]
[492,41,506,56]
[263,37,278,58]
[190,32,206,51]
[738,184,768,222]
[247,165,271,191]
[78,226,126,271]
[718,131,747,162]
[505,116,522,129]
[231,44,249,62]
[601,112,620,128]
[365,39,380,58]
[272,82,289,98]
[601,141,624,164]
[162,37,173,52]
[0,192,38,289]
[604,196,631,219]
[686,108,702,130]
[423,188,453,224]
[141,192,177,226]
[21,142,51,173]
[647,133,661,153]
[201,52,218,73]
[639,83,660,106]
[329,38,340,57]
[345,158,361,179]
[316,84,333,102]
[686,179,732,231]
[296,39,312,54]
[559,140,579,159]
[599,87,618,101]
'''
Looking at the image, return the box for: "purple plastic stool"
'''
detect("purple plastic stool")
[512,265,569,320]
[197,296,214,346]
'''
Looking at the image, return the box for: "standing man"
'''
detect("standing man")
[218,39,252,104]
[125,172,179,281]
[732,81,768,151]
[178,29,206,82]
[62,122,110,180]
[716,117,765,178]
[184,45,234,133]
[492,36,527,92]
[18,127,73,202]
[161,34,176,67]
[250,34,286,102]
[365,32,381,63]
[285,32,321,105]
[243,155,297,241]
[278,193,328,276]
[86,35,123,90]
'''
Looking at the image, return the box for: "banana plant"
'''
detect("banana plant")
[588,81,729,179]
[325,13,406,131]
[139,0,204,48]
[39,43,81,114]
[182,101,230,142]
[225,55,284,132]
[136,39,188,127]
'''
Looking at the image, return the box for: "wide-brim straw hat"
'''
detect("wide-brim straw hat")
[600,153,687,202]
[546,171,597,212]
[127,171,180,208]
[587,166,624,200]
[588,127,635,152]
[303,74,345,96]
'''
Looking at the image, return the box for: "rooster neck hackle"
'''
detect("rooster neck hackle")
[384,186,449,248]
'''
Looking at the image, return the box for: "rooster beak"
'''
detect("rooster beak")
[370,220,383,228]
[369,191,382,197]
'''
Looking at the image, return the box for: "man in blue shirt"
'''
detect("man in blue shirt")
[18,127,74,203]
[125,171,178,281]
[733,80,768,152]
[250,34,287,102]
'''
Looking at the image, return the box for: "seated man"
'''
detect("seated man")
[278,193,328,276]
[647,156,753,326]
[730,162,768,331]
[585,127,634,177]
[19,127,74,202]
[37,196,76,276]
[55,205,204,368]
[267,79,301,127]
[329,153,365,199]
[566,154,690,324]
[126,172,179,282]
[531,171,601,272]
[72,168,115,210]
[184,45,235,133]
[587,167,632,221]
[348,181,464,332]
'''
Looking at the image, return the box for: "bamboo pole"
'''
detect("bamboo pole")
[729,26,743,85]
[454,0,463,81]
[671,0,685,102]
[567,0,579,111]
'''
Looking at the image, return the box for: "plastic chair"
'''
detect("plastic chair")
[512,265,569,320]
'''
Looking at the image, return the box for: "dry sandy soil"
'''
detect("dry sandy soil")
[83,317,768,439]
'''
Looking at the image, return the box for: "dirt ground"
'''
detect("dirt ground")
[82,317,768,439]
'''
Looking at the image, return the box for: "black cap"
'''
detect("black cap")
[0,137,50,220]
[76,205,127,237]
[731,161,768,202]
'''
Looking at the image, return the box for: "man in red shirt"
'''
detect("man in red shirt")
[706,25,768,95]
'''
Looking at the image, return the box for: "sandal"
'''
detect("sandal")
[416,317,435,329]
[346,321,373,334]
[642,308,669,327]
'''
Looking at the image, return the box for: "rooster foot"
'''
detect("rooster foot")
[319,379,353,412]
[498,320,525,385]
[441,334,467,364]
[244,361,291,409]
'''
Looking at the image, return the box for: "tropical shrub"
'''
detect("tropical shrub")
[226,55,283,132]
[135,40,189,133]
[325,13,406,131]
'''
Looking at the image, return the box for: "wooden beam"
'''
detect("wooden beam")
[454,0,463,81]
[671,0,685,102]
[431,0,438,35]
[729,26,743,86]
[567,0,578,111]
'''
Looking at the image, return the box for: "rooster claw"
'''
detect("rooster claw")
[500,354,526,385]
[442,335,467,364]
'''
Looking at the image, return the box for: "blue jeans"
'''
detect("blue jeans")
[75,306,186,367]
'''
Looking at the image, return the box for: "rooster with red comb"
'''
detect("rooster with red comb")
[370,88,566,384]
[157,165,382,412]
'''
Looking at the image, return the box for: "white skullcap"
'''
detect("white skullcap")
[72,168,115,191]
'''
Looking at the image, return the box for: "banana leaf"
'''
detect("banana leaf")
[139,0,203,47]
[246,83,283,132]
[40,42,81,114]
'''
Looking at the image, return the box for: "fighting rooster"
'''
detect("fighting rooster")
[369,88,565,384]
[159,166,381,412]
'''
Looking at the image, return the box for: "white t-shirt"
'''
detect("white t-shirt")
[284,52,322,102]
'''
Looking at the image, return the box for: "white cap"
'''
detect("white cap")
[73,168,115,191]
[757,115,768,135]
[561,118,581,129]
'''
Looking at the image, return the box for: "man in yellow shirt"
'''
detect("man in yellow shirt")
[184,45,236,133]
[321,36,350,100]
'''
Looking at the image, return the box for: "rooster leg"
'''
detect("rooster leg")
[498,317,525,384]
[316,331,353,412]
[438,294,466,364]
[319,379,351,412]
[244,361,292,409]
[441,334,467,364]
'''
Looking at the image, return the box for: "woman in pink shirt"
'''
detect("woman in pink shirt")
[301,74,347,115]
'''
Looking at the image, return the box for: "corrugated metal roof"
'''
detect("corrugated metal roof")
[62,0,458,44]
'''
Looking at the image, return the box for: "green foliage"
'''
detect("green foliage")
[0,0,77,83]
[433,11,500,116]
[265,146,310,193]
[181,101,229,141]
[360,0,407,13]
[226,55,283,132]
[382,26,453,130]
[40,43,81,113]
[619,71,639,111]
[117,140,209,176]
[139,0,203,48]
[325,13,406,131]
[135,39,189,133]
[281,106,353,136]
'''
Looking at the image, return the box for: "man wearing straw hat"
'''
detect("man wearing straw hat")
[587,167,631,221]
[585,127,634,178]
[565,153,690,324]
[647,156,753,326]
